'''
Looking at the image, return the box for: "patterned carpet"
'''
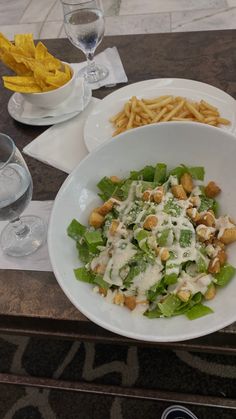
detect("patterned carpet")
[0,333,235,418]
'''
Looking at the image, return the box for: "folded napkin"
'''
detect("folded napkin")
[21,77,85,119]
[23,47,127,171]
[0,201,53,272]
[71,46,128,90]
[23,97,100,173]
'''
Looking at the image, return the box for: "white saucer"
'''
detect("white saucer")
[8,83,92,126]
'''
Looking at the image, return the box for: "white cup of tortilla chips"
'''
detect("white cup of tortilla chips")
[1,34,78,109]
[21,62,76,109]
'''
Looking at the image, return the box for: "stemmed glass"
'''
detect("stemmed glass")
[0,133,46,257]
[61,0,109,84]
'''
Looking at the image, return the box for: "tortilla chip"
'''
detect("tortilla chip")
[35,41,61,71]
[3,81,41,93]
[1,51,30,75]
[45,69,69,87]
[0,32,12,53]
[14,33,35,58]
[3,75,37,86]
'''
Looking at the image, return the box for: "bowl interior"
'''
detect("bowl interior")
[48,122,236,342]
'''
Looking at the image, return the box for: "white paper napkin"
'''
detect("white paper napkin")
[22,47,127,172]
[23,97,100,173]
[72,46,128,90]
[0,201,53,272]
[21,77,85,119]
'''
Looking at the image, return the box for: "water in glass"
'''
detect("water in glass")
[64,8,104,55]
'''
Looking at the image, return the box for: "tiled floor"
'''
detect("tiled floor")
[0,0,236,40]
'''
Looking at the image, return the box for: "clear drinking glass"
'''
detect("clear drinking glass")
[61,0,109,84]
[0,133,46,257]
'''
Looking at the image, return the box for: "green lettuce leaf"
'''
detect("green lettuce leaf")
[186,303,213,320]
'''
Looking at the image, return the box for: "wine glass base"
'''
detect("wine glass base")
[1,215,46,257]
[78,64,109,84]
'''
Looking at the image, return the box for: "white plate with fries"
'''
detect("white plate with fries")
[84,78,236,152]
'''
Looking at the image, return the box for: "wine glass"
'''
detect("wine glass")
[61,0,109,84]
[0,133,46,257]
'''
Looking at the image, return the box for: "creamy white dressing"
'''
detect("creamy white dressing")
[131,262,163,297]
[191,208,198,218]
[103,241,137,286]
[192,186,202,196]
[133,186,200,274]
[135,209,147,224]
[135,182,143,198]
[166,230,174,247]
[205,244,222,259]
[132,302,149,316]
[166,265,180,276]
[117,182,137,218]
[147,235,158,250]
[90,248,111,271]
[170,271,212,295]
[177,199,191,210]
[196,224,216,240]
[110,197,122,205]
[116,221,129,238]
[105,289,115,304]
[155,212,170,226]
[216,215,235,238]
[169,175,178,186]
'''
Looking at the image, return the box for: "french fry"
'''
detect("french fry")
[217,117,230,125]
[124,102,131,118]
[172,117,194,121]
[109,110,124,123]
[185,101,204,122]
[163,100,185,122]
[109,94,231,136]
[200,100,218,112]
[126,96,136,129]
[140,112,150,120]
[115,112,126,124]
[143,95,170,104]
[201,109,220,117]
[112,127,126,136]
[178,110,190,118]
[116,117,128,128]
[152,106,168,123]
[138,99,156,119]
[204,117,217,123]
[147,96,173,109]
[174,96,184,102]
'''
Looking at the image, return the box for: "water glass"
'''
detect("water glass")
[61,0,109,84]
[0,133,46,257]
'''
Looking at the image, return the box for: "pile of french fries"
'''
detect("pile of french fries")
[109,95,230,136]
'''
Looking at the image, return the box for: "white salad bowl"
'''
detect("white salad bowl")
[48,122,236,342]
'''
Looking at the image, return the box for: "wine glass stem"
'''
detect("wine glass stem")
[11,218,30,239]
[86,52,96,75]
